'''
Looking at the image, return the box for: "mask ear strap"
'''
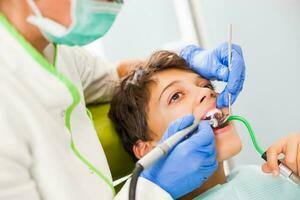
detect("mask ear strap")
[26,0,43,17]
[26,0,67,37]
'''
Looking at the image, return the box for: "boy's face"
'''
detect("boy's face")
[133,68,242,162]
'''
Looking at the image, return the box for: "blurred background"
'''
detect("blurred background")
[87,0,300,170]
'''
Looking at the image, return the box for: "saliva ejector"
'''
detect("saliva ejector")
[205,109,300,187]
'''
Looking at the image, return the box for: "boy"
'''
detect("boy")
[109,51,300,199]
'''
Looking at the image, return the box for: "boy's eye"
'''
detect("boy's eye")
[169,92,183,104]
[203,83,214,90]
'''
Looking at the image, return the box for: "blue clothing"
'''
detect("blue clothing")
[194,165,300,200]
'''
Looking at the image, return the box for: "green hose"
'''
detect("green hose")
[227,115,264,156]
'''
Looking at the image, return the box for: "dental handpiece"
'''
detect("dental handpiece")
[261,152,300,185]
[137,120,199,169]
[138,110,224,169]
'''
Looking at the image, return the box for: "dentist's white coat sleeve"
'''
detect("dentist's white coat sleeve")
[71,47,120,104]
[114,177,173,200]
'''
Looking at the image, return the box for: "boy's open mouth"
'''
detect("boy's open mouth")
[213,123,232,135]
[201,105,231,135]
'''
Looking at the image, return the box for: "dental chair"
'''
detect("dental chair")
[88,103,135,191]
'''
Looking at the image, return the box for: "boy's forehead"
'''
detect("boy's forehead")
[152,68,204,86]
[147,68,208,102]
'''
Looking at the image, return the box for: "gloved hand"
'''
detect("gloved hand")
[180,43,245,108]
[141,115,218,199]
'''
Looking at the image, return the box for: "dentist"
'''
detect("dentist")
[0,0,245,200]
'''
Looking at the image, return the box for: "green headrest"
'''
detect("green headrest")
[87,104,134,186]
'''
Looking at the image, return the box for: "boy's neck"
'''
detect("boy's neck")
[180,162,226,200]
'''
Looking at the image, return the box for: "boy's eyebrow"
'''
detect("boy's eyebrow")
[158,80,180,101]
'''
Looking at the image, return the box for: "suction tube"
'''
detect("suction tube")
[227,115,300,186]
[226,115,264,155]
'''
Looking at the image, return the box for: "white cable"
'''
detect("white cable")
[113,174,132,187]
[26,0,43,17]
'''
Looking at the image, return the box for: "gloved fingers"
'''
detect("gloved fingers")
[217,43,243,59]
[226,48,245,94]
[168,114,195,134]
[216,52,245,108]
[197,153,218,168]
[159,114,195,143]
[196,140,216,155]
[216,90,227,108]
[216,42,245,92]
[180,44,202,63]
[213,42,231,81]
[181,45,216,79]
[213,43,245,106]
[186,121,215,147]
[215,63,229,82]
[232,43,243,57]
[194,152,218,180]
[216,86,238,108]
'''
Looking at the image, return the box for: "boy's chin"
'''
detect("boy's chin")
[217,149,241,162]
[216,137,242,161]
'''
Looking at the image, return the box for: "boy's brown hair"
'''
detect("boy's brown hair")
[108,51,193,161]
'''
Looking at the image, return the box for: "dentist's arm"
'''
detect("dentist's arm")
[70,46,142,104]
[116,59,144,78]
[115,115,218,199]
[180,43,246,108]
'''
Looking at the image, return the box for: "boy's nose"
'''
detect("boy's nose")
[196,88,216,105]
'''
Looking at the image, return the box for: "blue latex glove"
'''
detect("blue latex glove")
[141,115,218,199]
[180,43,245,108]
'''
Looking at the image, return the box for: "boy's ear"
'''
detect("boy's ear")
[133,140,154,159]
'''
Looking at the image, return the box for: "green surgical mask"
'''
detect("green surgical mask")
[27,0,123,46]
